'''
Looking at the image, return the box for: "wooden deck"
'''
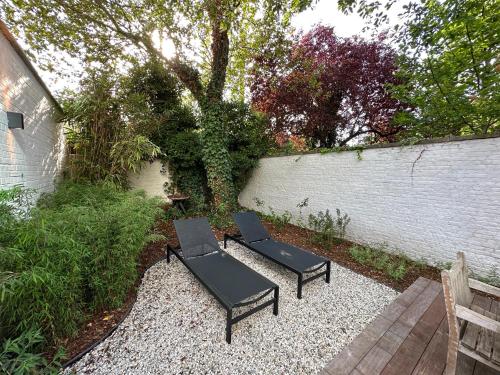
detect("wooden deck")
[321,277,500,375]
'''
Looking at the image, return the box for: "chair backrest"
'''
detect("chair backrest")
[233,211,271,243]
[173,217,221,259]
[442,252,473,308]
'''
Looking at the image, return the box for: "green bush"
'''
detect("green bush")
[0,182,162,344]
[0,329,64,375]
[308,209,351,247]
[348,244,409,281]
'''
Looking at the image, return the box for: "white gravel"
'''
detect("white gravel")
[64,242,398,375]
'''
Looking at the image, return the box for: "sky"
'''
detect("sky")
[28,0,402,95]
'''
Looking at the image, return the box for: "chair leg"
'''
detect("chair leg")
[444,337,458,375]
[273,287,279,316]
[326,261,331,283]
[226,309,232,344]
[166,246,171,263]
[297,274,303,299]
[223,234,227,249]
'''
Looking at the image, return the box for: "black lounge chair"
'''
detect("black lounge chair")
[166,217,279,344]
[225,211,331,299]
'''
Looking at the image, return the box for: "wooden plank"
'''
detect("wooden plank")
[356,345,393,375]
[472,294,493,310]
[380,301,407,323]
[473,361,500,375]
[457,305,500,334]
[381,291,445,375]
[398,281,442,328]
[377,330,406,355]
[459,344,500,373]
[455,352,476,375]
[380,333,427,375]
[350,369,364,375]
[468,278,500,298]
[476,310,496,359]
[323,315,393,374]
[394,278,430,307]
[411,316,448,375]
[490,301,500,365]
[461,305,484,350]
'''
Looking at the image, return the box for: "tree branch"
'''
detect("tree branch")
[206,0,230,103]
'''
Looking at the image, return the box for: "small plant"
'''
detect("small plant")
[348,244,412,281]
[435,261,453,270]
[296,198,309,226]
[253,197,264,207]
[0,329,64,375]
[307,209,351,247]
[263,207,292,231]
[470,268,500,288]
[386,263,407,280]
[349,244,373,265]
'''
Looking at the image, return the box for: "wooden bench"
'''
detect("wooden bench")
[441,252,500,374]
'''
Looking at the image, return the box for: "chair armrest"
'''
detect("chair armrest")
[468,278,500,297]
[456,305,500,333]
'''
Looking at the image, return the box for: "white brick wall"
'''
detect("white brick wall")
[239,137,500,276]
[128,160,171,200]
[0,31,65,200]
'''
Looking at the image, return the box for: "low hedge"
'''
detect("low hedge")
[0,182,162,345]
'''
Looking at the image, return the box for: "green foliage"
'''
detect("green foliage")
[0,182,162,344]
[308,209,351,247]
[340,0,499,138]
[348,244,412,281]
[261,207,292,231]
[63,68,160,186]
[0,329,64,375]
[471,268,500,288]
[129,61,208,211]
[2,0,314,215]
[225,102,272,192]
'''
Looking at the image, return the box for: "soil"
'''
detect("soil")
[58,212,443,364]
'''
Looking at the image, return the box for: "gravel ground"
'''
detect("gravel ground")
[64,242,398,375]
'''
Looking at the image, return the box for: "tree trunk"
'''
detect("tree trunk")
[199,102,236,218]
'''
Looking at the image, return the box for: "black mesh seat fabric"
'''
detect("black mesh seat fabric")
[174,217,220,258]
[233,211,271,242]
[233,211,326,272]
[249,239,325,272]
[173,217,276,307]
[185,251,276,307]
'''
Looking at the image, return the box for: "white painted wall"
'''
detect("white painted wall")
[128,160,171,200]
[239,137,500,276]
[0,31,65,200]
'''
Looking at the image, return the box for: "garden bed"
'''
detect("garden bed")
[64,240,398,374]
[60,213,442,366]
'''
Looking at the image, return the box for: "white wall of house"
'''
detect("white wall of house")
[239,136,500,276]
[0,28,65,199]
[128,160,171,200]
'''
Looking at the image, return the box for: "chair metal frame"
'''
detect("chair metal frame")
[224,234,330,299]
[167,244,279,343]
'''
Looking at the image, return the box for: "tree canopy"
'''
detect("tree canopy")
[251,25,407,147]
[339,0,500,138]
[1,0,313,216]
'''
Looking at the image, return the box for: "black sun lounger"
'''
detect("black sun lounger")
[166,217,279,343]
[225,211,331,299]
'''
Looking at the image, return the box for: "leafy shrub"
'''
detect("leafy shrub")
[0,182,162,343]
[0,329,64,375]
[63,68,160,186]
[308,209,351,247]
[262,207,292,231]
[348,244,410,281]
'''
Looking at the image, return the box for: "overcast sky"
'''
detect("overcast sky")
[30,0,401,94]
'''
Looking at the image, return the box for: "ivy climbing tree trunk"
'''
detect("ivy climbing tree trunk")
[3,0,314,220]
[199,103,236,216]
